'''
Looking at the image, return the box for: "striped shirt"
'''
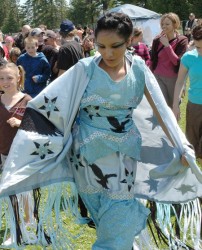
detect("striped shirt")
[133,42,150,66]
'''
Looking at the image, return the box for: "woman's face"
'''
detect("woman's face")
[161,17,175,34]
[132,33,143,44]
[194,40,202,56]
[96,30,130,68]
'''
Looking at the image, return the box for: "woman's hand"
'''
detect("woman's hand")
[7,117,21,127]
[160,35,170,47]
[172,105,181,121]
[180,154,189,167]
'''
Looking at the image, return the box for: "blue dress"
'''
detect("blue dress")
[70,56,150,249]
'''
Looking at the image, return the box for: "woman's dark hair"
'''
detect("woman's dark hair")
[95,12,133,41]
[192,24,202,40]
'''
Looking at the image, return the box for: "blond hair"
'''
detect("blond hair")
[160,12,181,31]
[24,36,38,46]
[132,27,143,37]
[0,63,25,90]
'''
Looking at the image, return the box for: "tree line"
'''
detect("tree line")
[1,0,202,34]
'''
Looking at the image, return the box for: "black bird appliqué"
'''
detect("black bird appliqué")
[89,164,117,189]
[107,116,130,133]
[69,149,85,170]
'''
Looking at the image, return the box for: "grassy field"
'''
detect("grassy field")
[2,89,195,250]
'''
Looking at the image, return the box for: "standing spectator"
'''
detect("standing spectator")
[82,35,96,57]
[150,12,188,108]
[14,25,31,52]
[0,63,32,165]
[31,29,59,83]
[82,26,92,40]
[43,30,60,82]
[3,36,15,61]
[57,19,83,76]
[58,19,89,223]
[131,27,150,66]
[39,24,47,32]
[0,63,33,246]
[44,30,60,50]
[30,28,45,52]
[76,25,84,41]
[9,47,21,64]
[173,24,202,166]
[17,37,50,97]
[184,13,198,42]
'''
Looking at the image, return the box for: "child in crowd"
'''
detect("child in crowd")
[10,47,22,64]
[17,37,50,97]
[131,27,150,66]
[0,63,34,246]
[0,63,31,166]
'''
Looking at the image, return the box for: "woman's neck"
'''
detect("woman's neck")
[166,31,177,41]
[99,58,126,82]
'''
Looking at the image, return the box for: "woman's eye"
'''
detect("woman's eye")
[96,44,104,49]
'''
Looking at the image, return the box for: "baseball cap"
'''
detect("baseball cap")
[44,30,57,39]
[60,19,75,33]
[30,28,45,36]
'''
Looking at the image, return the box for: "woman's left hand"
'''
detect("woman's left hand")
[7,117,21,128]
[180,155,189,167]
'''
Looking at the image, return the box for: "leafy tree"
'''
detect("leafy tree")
[21,0,69,29]
[0,0,200,35]
[2,0,21,34]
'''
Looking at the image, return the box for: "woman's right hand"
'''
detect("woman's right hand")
[172,105,180,121]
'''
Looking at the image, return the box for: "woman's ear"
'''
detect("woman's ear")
[126,36,133,47]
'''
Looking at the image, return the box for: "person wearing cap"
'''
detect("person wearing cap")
[30,27,45,52]
[43,30,60,82]
[185,13,198,42]
[57,19,83,76]
[29,27,59,83]
[44,30,60,50]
